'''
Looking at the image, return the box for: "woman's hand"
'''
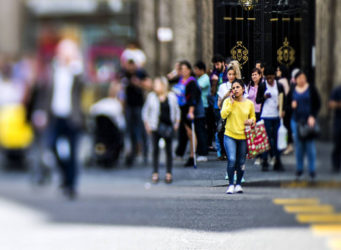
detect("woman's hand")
[187,112,195,120]
[229,91,235,104]
[292,100,297,109]
[244,119,255,126]
[174,123,179,131]
[308,116,315,128]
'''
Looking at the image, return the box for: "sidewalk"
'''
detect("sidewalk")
[171,141,341,187]
[102,141,341,188]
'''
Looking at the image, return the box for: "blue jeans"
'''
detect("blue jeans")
[291,119,316,174]
[262,118,280,162]
[224,135,247,185]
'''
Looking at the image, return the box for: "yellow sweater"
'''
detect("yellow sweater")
[221,98,256,140]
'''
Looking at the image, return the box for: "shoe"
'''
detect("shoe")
[208,146,217,152]
[226,185,235,194]
[273,160,285,172]
[235,185,243,194]
[254,158,261,165]
[165,173,173,184]
[283,144,294,155]
[152,173,159,183]
[262,161,269,172]
[184,157,194,167]
[218,155,227,161]
[309,172,316,181]
[296,170,303,181]
[197,156,208,162]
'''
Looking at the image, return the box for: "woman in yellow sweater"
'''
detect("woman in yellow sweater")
[221,80,256,194]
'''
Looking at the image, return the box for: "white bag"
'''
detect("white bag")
[277,119,288,151]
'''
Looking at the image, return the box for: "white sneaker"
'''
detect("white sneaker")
[235,185,243,194]
[197,156,208,162]
[254,158,261,165]
[226,185,235,194]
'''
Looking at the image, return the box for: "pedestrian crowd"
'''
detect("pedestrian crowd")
[0,41,340,198]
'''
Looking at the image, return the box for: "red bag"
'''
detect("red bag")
[244,120,271,159]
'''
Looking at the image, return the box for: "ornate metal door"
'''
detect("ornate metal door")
[214,0,315,81]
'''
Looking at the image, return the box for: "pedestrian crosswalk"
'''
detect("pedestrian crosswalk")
[273,198,341,250]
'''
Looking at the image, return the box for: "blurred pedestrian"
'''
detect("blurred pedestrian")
[121,59,150,166]
[255,60,266,83]
[247,68,263,166]
[287,71,321,180]
[210,54,228,160]
[142,77,180,183]
[120,41,146,69]
[180,61,208,166]
[221,80,255,194]
[229,60,242,80]
[194,61,214,151]
[48,39,84,199]
[256,67,285,172]
[167,62,181,85]
[329,85,341,173]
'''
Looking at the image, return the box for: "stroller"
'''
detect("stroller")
[90,98,125,168]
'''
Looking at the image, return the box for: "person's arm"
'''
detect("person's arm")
[245,102,256,126]
[220,97,233,120]
[171,93,181,130]
[210,74,219,95]
[186,81,198,120]
[142,94,152,134]
[256,82,266,104]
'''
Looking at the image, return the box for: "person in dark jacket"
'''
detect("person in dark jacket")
[286,71,321,180]
[329,85,341,173]
[256,67,286,172]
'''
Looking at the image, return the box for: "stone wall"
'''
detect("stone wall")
[137,0,213,76]
[0,0,22,55]
[315,0,341,138]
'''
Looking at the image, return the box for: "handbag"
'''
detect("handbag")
[157,122,173,139]
[244,120,271,159]
[277,118,288,151]
[297,120,320,140]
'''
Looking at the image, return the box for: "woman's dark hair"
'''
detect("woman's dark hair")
[227,67,236,74]
[249,68,262,87]
[294,70,305,80]
[232,79,245,89]
[194,60,206,72]
[180,60,194,76]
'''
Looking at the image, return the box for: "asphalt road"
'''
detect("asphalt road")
[0,170,340,250]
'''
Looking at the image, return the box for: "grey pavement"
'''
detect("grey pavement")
[82,140,341,188]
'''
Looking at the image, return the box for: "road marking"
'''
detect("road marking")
[312,225,341,236]
[284,205,334,214]
[273,198,320,205]
[274,198,341,249]
[297,214,341,224]
[329,239,341,250]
